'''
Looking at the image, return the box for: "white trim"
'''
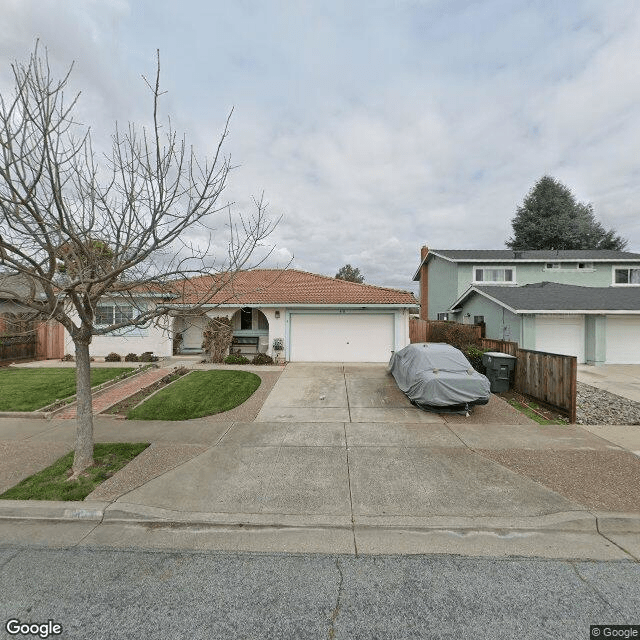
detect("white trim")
[611,265,640,286]
[449,287,640,315]
[450,286,519,315]
[169,303,418,310]
[472,265,517,285]
[440,256,640,263]
[517,309,640,314]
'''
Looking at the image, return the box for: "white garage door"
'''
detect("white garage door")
[289,313,395,362]
[535,315,585,363]
[606,315,640,364]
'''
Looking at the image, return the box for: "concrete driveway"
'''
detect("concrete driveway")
[2,362,639,558]
[254,362,536,425]
[255,363,443,423]
[578,364,640,403]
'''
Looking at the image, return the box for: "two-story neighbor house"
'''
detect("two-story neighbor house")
[413,247,640,364]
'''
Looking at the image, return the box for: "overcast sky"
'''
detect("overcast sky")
[2,0,639,292]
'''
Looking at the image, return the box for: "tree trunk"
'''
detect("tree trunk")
[71,338,94,477]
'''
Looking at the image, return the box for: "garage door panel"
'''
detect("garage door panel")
[290,313,394,362]
[606,316,640,364]
[535,315,585,363]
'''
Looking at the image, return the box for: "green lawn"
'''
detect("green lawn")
[0,443,150,501]
[0,367,135,411]
[127,370,261,420]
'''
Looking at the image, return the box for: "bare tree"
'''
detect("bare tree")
[0,44,277,477]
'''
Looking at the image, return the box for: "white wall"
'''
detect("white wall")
[63,302,173,358]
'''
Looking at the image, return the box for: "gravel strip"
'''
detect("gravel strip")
[479,448,640,512]
[577,382,640,425]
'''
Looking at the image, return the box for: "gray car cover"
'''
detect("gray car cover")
[388,343,491,408]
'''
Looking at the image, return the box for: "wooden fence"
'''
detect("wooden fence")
[36,320,65,359]
[0,334,37,363]
[409,319,577,422]
[479,338,519,357]
[477,338,577,423]
[0,320,64,364]
[409,318,482,343]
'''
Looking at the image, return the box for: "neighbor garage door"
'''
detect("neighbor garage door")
[606,315,640,364]
[535,315,585,363]
[289,313,395,362]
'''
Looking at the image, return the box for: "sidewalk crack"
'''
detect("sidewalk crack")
[595,517,640,562]
[328,558,345,640]
[567,560,624,613]
[343,423,358,557]
[342,364,352,423]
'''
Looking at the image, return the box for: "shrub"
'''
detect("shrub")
[139,351,159,362]
[104,352,122,362]
[251,353,274,365]
[464,345,489,374]
[124,353,139,362]
[61,353,75,362]
[201,316,233,363]
[430,322,480,352]
[224,354,249,365]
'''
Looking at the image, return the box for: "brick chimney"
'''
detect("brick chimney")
[419,245,429,320]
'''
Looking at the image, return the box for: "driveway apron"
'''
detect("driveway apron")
[110,363,638,536]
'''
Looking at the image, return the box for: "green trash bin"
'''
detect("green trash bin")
[481,352,517,393]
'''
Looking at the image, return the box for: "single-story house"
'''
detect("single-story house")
[66,269,418,362]
[450,281,640,364]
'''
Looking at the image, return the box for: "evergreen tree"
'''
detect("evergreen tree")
[507,176,627,250]
[335,264,365,283]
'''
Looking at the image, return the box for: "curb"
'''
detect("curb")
[1,501,639,534]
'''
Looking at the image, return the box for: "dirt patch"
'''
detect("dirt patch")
[496,389,569,424]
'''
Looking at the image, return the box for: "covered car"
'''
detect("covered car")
[388,342,491,413]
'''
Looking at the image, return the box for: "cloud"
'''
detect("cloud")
[1,0,639,294]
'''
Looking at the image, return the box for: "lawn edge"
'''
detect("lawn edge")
[0,365,152,419]
[117,369,195,416]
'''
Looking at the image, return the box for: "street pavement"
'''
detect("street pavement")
[0,362,639,560]
[1,547,638,639]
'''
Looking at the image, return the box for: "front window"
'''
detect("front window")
[437,313,449,321]
[95,303,136,325]
[474,267,515,284]
[614,268,640,285]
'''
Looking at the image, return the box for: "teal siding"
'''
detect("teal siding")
[427,256,458,320]
[455,294,521,342]
[459,262,615,289]
[585,315,607,365]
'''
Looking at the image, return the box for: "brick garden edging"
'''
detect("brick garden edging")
[0,365,160,420]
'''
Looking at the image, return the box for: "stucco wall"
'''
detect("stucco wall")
[64,320,172,358]
[62,299,172,358]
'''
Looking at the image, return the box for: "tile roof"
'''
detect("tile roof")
[171,269,418,306]
[432,249,640,261]
[464,282,640,312]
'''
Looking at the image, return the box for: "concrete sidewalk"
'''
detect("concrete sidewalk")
[1,363,639,559]
[578,363,640,403]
